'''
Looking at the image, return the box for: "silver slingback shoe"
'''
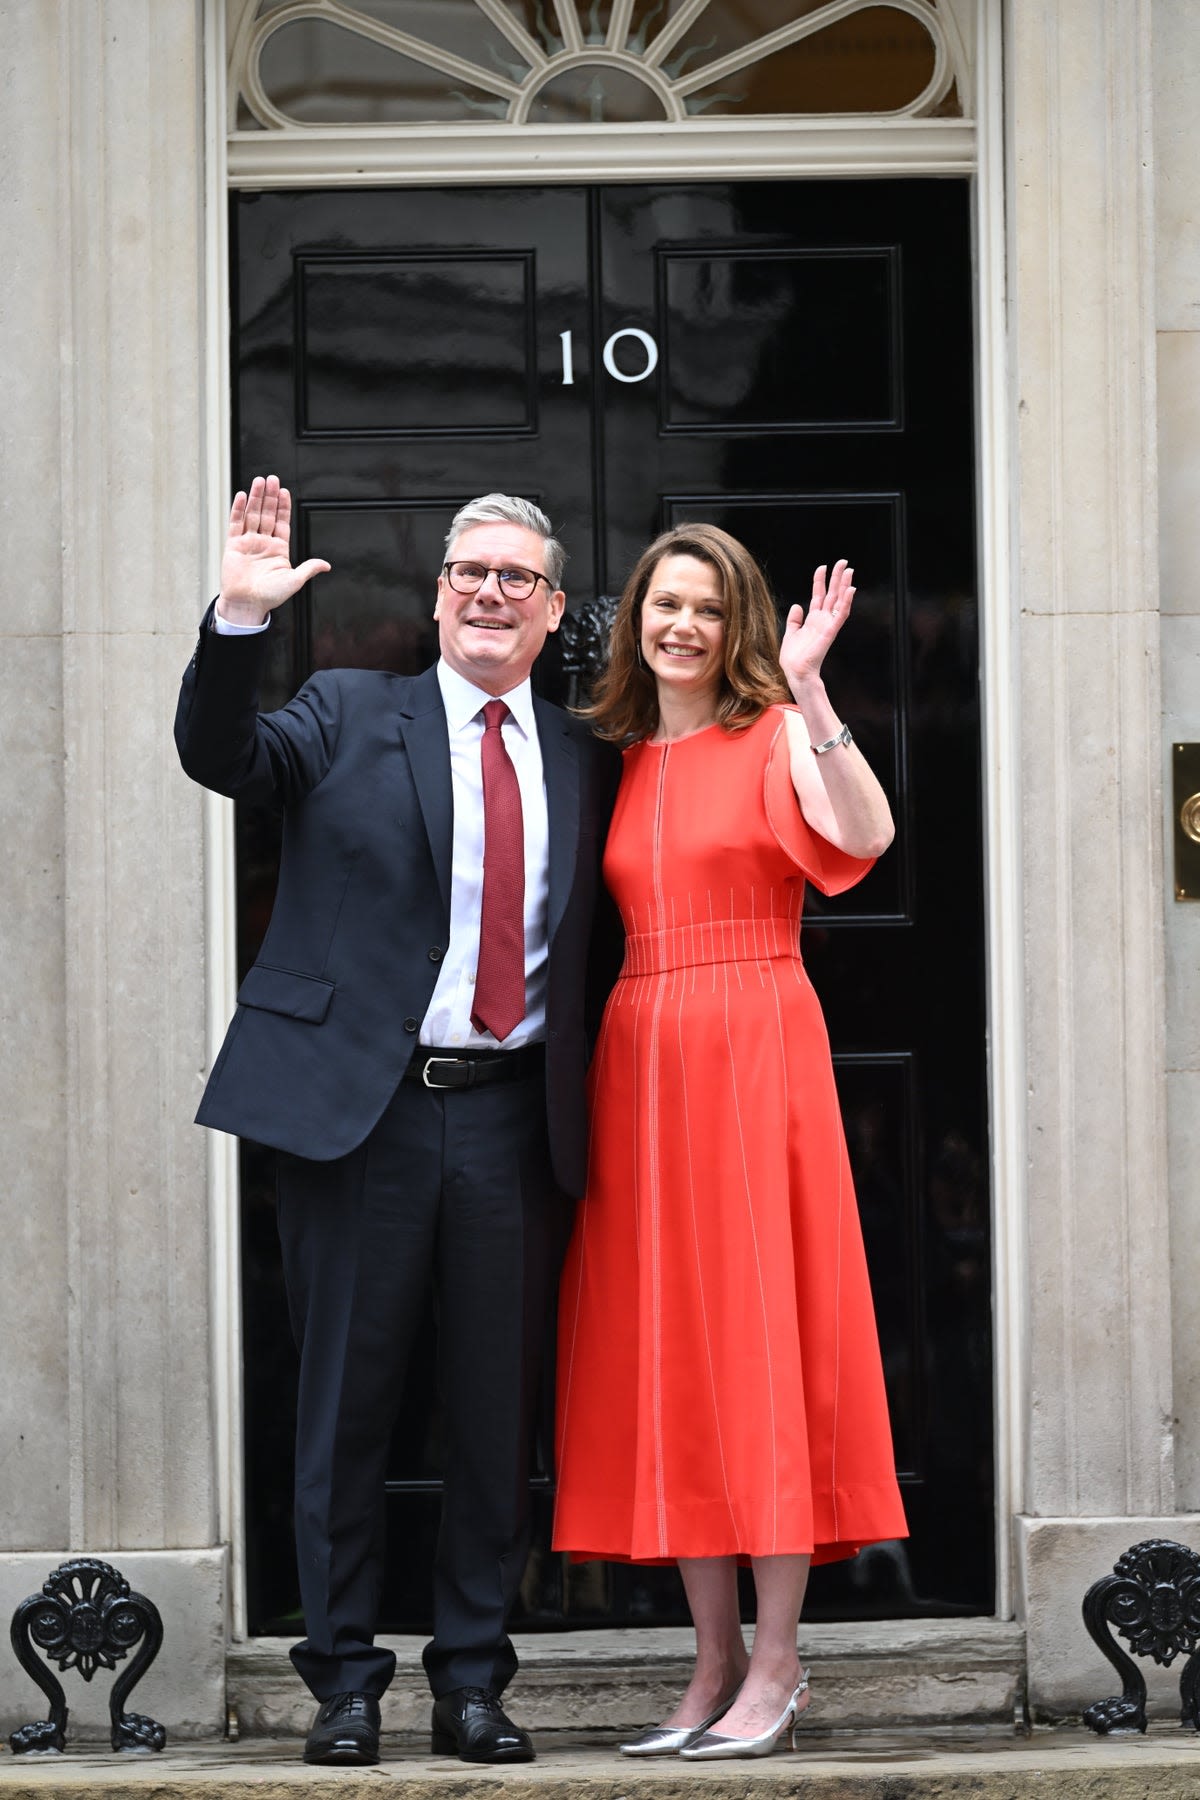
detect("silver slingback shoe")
[618,1688,744,1757]
[679,1669,810,1761]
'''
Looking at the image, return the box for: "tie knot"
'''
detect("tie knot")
[481,699,510,731]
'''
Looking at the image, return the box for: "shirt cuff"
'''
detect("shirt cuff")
[212,608,270,635]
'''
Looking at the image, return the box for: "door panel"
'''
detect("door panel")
[659,247,901,432]
[232,179,991,1636]
[297,252,540,437]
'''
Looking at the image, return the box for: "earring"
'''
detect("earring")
[635,642,646,670]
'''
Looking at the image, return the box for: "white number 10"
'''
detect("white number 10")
[559,327,659,386]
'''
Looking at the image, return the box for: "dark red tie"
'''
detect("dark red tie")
[471,699,526,1041]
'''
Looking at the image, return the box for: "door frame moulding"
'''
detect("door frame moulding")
[226,118,976,188]
[204,0,246,1642]
[971,0,1022,1627]
[207,0,1019,1635]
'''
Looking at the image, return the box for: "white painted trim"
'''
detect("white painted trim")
[552,0,584,56]
[641,0,711,66]
[204,0,246,1644]
[670,0,959,121]
[607,0,636,55]
[511,49,681,125]
[227,116,976,187]
[204,784,243,1643]
[242,0,523,130]
[476,0,549,72]
[973,0,1023,1623]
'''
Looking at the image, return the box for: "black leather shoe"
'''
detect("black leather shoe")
[431,1686,534,1763]
[303,1691,381,1765]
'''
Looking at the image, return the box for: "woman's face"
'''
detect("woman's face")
[638,553,726,705]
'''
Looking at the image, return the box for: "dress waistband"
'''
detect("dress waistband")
[620,915,800,975]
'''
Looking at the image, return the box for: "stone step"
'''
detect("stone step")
[229,1621,1025,1738]
[4,1729,1200,1799]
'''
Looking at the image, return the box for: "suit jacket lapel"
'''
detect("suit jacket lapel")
[397,663,453,918]
[535,695,580,950]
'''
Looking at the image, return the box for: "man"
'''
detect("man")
[176,475,619,1767]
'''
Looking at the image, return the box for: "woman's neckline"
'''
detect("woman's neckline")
[645,718,722,747]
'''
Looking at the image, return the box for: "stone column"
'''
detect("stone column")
[1154,0,1200,1518]
[0,0,224,1737]
[1007,0,1191,1717]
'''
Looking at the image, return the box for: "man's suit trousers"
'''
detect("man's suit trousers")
[276,1063,569,1700]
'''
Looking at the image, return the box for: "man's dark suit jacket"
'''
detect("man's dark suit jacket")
[175,605,620,1197]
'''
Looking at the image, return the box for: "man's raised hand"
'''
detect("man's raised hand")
[216,474,331,626]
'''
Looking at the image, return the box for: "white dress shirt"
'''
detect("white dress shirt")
[425,660,549,1048]
[210,612,550,1049]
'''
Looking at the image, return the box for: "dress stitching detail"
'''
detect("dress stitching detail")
[722,960,778,1550]
[830,1060,845,1543]
[677,972,737,1537]
[648,746,670,1554]
[556,1015,610,1471]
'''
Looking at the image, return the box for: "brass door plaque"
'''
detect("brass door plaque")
[1174,743,1200,900]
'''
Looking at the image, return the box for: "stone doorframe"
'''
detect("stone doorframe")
[1003,0,1183,1714]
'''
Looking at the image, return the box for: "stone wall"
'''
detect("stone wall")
[0,0,223,1738]
[0,0,70,1559]
[1155,0,1200,1514]
[1005,0,1189,1717]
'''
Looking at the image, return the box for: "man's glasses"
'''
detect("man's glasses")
[442,560,551,600]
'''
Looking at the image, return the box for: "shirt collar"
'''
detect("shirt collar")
[436,658,536,740]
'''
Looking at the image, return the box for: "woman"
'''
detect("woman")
[552,525,907,1759]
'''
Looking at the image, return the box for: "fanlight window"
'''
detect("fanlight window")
[230,0,968,131]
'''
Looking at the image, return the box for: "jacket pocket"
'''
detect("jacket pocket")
[237,963,334,1024]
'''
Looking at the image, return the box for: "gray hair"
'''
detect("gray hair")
[444,493,566,591]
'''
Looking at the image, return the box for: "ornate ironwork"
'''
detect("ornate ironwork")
[1082,1538,1200,1735]
[8,1558,166,1755]
[559,592,620,710]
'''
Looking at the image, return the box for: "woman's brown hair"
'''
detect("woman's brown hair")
[584,523,789,742]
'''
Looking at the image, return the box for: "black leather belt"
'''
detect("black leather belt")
[405,1044,545,1090]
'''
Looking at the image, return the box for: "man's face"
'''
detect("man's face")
[434,522,565,696]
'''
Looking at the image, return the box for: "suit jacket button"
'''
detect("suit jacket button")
[403,1016,418,1033]
[428,947,443,963]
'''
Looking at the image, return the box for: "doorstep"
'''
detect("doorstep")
[3,1727,1200,1799]
[228,1620,1025,1737]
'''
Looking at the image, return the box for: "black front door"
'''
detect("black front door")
[233,179,991,1634]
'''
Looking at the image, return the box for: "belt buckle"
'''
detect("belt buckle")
[421,1056,467,1090]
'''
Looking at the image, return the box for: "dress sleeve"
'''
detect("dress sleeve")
[763,713,877,897]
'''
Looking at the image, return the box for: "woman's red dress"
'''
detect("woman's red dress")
[553,708,907,1565]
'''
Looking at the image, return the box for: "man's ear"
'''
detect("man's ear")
[546,590,566,634]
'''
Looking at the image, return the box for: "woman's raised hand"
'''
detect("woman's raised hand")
[779,560,855,694]
[217,474,331,625]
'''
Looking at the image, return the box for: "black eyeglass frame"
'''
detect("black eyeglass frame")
[441,559,553,599]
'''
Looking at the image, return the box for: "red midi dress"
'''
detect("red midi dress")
[553,708,907,1565]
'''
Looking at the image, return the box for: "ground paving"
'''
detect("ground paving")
[1,1729,1199,1798]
